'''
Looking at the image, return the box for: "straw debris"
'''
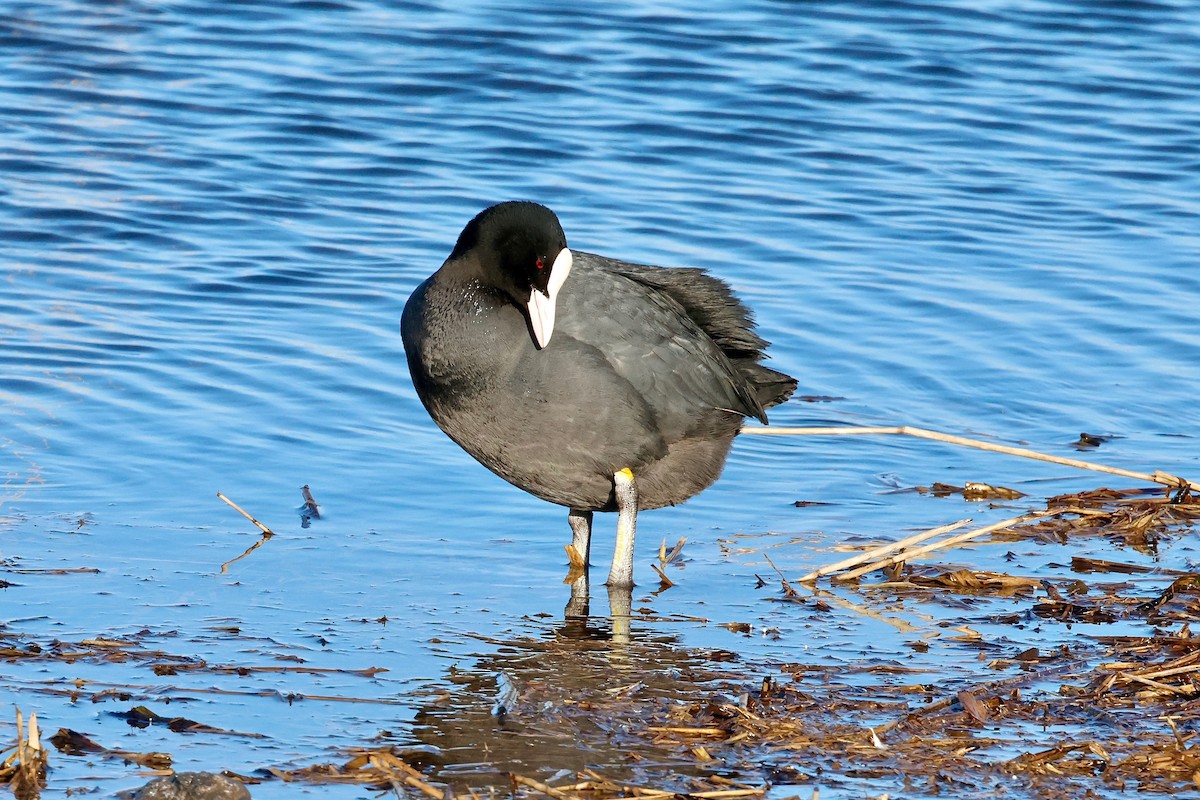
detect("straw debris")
[269,746,445,798]
[0,709,47,800]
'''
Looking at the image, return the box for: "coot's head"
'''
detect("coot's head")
[450,201,573,349]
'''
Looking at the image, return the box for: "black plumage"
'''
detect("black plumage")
[402,201,795,585]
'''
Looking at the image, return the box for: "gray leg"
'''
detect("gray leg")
[607,468,637,587]
[565,509,592,619]
[568,508,592,566]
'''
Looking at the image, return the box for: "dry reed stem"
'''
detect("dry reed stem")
[216,491,276,536]
[760,552,797,596]
[1137,662,1200,682]
[795,518,972,583]
[3,707,47,799]
[561,770,766,800]
[659,537,687,565]
[740,425,1200,493]
[834,509,1062,582]
[1123,674,1190,695]
[510,773,576,800]
[646,726,729,736]
[369,754,445,799]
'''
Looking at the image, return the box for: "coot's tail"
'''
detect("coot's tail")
[605,258,798,423]
[738,362,797,418]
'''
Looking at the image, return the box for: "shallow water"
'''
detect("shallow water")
[3,1,1200,797]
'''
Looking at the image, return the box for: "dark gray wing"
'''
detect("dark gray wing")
[554,252,765,441]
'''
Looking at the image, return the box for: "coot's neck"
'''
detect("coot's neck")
[435,253,509,305]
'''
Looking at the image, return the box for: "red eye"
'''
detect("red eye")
[536,256,545,270]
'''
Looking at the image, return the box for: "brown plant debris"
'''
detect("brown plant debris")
[1075,432,1118,448]
[109,706,265,738]
[904,568,1042,596]
[803,486,1200,583]
[0,630,386,680]
[620,631,1200,797]
[510,770,769,799]
[48,728,172,770]
[269,746,445,798]
[919,481,1026,501]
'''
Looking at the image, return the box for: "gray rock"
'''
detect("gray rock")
[134,772,251,800]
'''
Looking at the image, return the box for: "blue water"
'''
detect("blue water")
[3,1,1200,797]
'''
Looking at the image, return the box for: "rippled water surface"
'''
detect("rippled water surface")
[3,1,1200,797]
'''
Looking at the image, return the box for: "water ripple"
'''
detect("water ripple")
[2,1,1199,790]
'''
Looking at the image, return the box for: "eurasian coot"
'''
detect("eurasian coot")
[402,202,796,586]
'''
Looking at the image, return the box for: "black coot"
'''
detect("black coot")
[401,202,796,586]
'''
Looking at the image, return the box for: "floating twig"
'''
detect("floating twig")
[510,773,576,800]
[740,424,1200,493]
[795,518,972,583]
[658,536,687,566]
[650,537,686,589]
[834,509,1064,582]
[649,562,675,588]
[761,552,798,597]
[368,753,445,800]
[6,567,100,575]
[835,505,1113,582]
[216,491,276,536]
[217,491,276,573]
[647,725,730,736]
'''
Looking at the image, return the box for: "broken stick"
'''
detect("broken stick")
[217,491,276,537]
